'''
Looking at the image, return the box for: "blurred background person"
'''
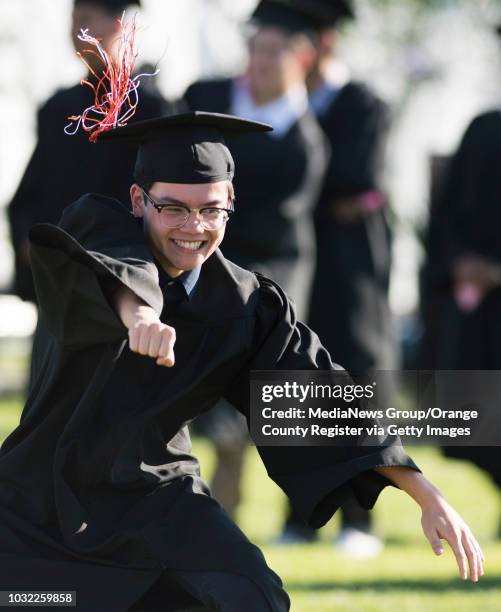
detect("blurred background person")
[7,0,173,309]
[184,0,329,521]
[274,0,393,556]
[419,60,501,536]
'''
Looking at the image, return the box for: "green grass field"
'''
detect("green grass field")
[1,398,500,611]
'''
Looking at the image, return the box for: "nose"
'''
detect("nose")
[182,210,205,233]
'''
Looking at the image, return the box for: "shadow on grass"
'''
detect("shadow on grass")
[286,575,501,593]
[261,536,432,548]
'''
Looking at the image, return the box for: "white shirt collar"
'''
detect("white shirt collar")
[230,79,308,138]
[309,60,351,116]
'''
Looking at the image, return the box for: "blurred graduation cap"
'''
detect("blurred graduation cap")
[251,0,354,34]
[251,0,323,35]
[291,0,355,28]
[73,0,141,12]
[99,111,273,185]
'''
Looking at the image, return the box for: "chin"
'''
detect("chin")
[169,252,205,270]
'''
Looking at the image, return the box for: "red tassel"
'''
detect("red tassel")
[65,14,157,143]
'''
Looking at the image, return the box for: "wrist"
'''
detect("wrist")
[411,475,444,510]
[375,466,443,509]
[127,305,159,329]
[113,285,156,329]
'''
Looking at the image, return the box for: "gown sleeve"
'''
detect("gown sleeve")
[225,274,420,529]
[322,82,390,199]
[434,114,495,280]
[28,193,163,348]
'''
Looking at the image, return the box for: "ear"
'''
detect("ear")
[300,46,317,75]
[319,29,337,57]
[130,184,146,218]
[291,35,317,76]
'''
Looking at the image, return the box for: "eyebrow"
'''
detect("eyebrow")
[153,196,227,207]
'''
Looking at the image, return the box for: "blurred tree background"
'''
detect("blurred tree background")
[0,0,501,380]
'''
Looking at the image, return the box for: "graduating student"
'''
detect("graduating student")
[276,0,394,551]
[184,0,329,519]
[306,0,395,412]
[184,0,328,319]
[420,108,501,518]
[0,110,484,612]
[7,0,173,304]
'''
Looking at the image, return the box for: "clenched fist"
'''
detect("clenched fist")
[128,317,176,367]
[112,285,176,367]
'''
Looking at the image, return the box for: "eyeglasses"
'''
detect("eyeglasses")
[141,188,234,230]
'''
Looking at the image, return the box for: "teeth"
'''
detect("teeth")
[173,239,203,251]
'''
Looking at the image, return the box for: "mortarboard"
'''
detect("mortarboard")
[291,0,354,28]
[100,111,273,185]
[251,0,322,35]
[66,15,271,185]
[73,0,141,13]
[253,0,354,33]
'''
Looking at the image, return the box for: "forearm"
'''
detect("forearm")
[374,466,443,509]
[112,285,157,329]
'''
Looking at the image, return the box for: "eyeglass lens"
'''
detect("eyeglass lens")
[158,206,230,230]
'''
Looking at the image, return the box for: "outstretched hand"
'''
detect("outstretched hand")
[421,495,484,582]
[374,466,485,582]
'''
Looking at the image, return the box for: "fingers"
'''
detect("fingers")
[463,531,485,581]
[425,522,478,582]
[461,532,478,582]
[424,526,444,556]
[128,321,176,367]
[156,354,174,367]
[421,499,485,583]
[447,530,469,581]
[445,527,484,582]
[156,328,176,367]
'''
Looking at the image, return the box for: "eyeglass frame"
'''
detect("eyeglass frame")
[140,187,235,229]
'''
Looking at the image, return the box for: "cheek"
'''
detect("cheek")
[143,214,165,244]
[208,228,226,252]
[277,57,290,77]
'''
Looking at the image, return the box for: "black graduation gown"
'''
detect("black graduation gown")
[184,78,328,318]
[0,194,418,611]
[7,80,173,302]
[307,81,395,373]
[418,154,453,370]
[420,110,501,486]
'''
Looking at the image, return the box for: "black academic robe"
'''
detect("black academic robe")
[7,80,173,302]
[0,194,418,611]
[420,110,501,486]
[184,78,328,318]
[307,81,395,374]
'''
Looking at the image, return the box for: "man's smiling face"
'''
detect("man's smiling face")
[130,181,233,278]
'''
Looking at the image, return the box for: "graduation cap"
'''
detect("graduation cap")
[100,111,273,185]
[251,0,322,35]
[251,0,354,34]
[291,0,355,28]
[73,0,141,13]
